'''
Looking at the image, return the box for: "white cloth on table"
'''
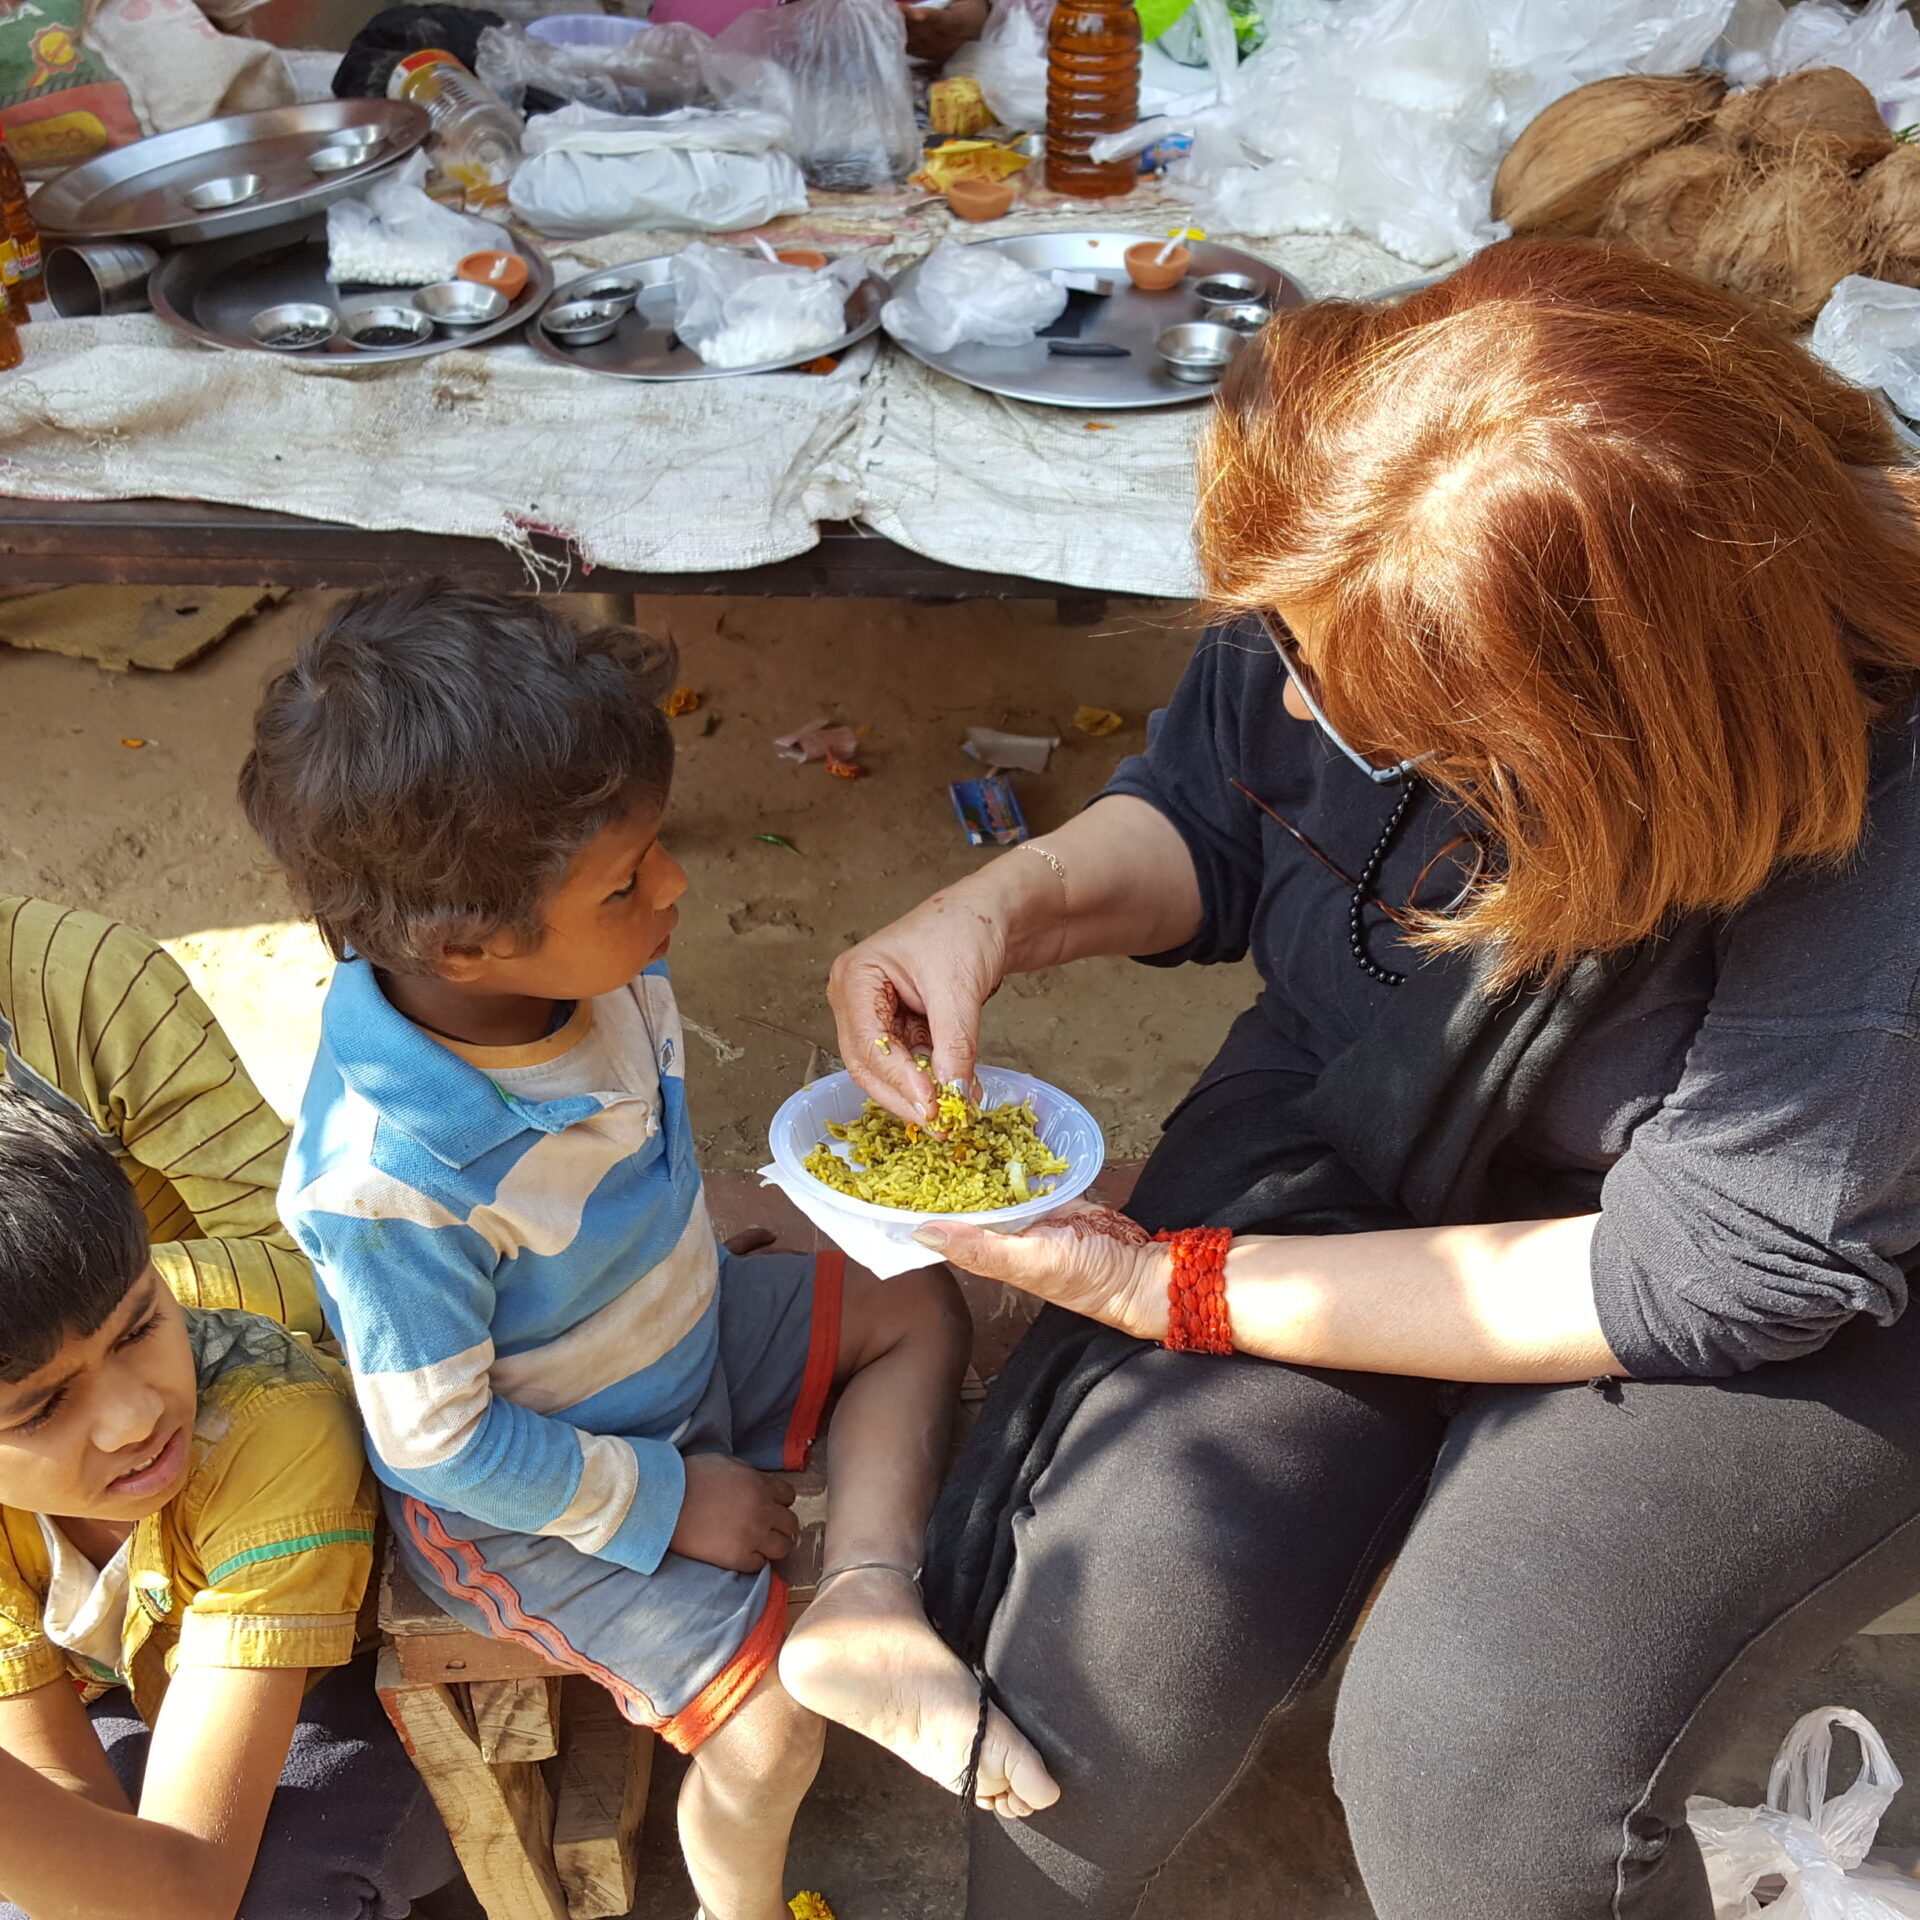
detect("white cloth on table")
[0,317,869,576]
[0,221,1426,591]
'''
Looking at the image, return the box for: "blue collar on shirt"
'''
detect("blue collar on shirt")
[321,957,604,1169]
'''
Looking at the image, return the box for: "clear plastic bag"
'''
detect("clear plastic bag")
[1089,0,1738,267]
[668,241,863,368]
[1810,275,1920,425]
[880,241,1069,353]
[1688,1708,1920,1919]
[476,20,795,121]
[1724,0,1920,127]
[717,0,917,191]
[325,151,505,285]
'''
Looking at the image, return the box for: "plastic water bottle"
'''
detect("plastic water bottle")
[387,51,523,208]
[1045,0,1141,200]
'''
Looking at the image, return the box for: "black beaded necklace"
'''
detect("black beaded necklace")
[1348,780,1422,988]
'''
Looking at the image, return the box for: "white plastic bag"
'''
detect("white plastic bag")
[1724,0,1920,129]
[508,100,808,234]
[325,152,504,285]
[1811,276,1920,424]
[1688,1708,1920,1919]
[946,0,1052,131]
[718,0,918,190]
[1092,0,1737,267]
[881,241,1069,353]
[668,242,862,368]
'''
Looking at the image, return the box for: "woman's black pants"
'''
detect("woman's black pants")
[964,1080,1920,1919]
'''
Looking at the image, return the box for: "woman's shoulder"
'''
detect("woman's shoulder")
[1868,680,1920,814]
[1717,682,1920,1017]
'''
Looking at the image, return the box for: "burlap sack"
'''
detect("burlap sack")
[83,0,294,137]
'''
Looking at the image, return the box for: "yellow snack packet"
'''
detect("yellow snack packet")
[930,74,995,135]
[913,140,1030,192]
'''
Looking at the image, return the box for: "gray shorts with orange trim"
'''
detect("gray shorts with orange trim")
[388,1249,843,1753]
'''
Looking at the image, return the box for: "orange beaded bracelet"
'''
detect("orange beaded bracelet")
[1155,1226,1235,1354]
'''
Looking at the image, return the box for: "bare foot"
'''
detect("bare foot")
[778,1568,1060,1818]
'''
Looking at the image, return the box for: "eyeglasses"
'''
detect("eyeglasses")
[1259,610,1426,786]
[1230,777,1493,933]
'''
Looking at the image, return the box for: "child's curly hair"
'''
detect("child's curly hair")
[240,582,679,975]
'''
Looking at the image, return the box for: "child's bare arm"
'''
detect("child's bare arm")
[0,1678,132,1812]
[0,1665,306,1920]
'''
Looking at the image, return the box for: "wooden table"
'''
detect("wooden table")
[0,496,1118,613]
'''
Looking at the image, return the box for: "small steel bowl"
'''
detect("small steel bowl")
[342,305,434,351]
[541,297,626,347]
[1156,320,1243,385]
[308,143,369,176]
[560,276,641,316]
[1192,271,1265,306]
[410,280,509,328]
[185,172,263,211]
[248,301,339,351]
[326,124,384,152]
[1212,301,1272,334]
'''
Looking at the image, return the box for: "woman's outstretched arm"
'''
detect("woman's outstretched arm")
[914,1209,1624,1384]
[829,795,1205,1123]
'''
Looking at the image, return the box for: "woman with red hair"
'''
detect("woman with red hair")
[828,238,1920,1917]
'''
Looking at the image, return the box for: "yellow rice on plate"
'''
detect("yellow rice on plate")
[802,1087,1070,1214]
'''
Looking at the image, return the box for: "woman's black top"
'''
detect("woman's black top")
[1102,619,1920,1378]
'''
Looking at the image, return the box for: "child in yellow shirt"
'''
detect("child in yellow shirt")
[0,1082,455,1920]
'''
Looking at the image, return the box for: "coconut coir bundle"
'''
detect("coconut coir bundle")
[1493,72,1725,237]
[1692,149,1866,324]
[1859,144,1920,285]
[1500,67,1903,328]
[1601,144,1741,258]
[1710,66,1894,171]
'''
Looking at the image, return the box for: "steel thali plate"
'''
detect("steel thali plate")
[34,100,430,247]
[148,215,553,365]
[527,253,890,380]
[882,232,1309,410]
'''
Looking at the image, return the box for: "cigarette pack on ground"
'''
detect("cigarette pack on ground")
[950,774,1029,845]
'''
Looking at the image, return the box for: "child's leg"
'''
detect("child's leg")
[680,1670,825,1920]
[779,1264,1061,1818]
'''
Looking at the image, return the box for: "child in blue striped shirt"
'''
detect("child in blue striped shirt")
[242,585,1058,1918]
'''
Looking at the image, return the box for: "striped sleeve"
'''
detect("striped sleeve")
[0,898,324,1338]
[295,1202,689,1576]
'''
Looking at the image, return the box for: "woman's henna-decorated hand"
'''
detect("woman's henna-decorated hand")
[915,1199,1172,1341]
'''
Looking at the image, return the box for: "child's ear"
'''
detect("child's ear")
[435,946,489,983]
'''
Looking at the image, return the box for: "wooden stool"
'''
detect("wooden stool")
[377,1457,831,1920]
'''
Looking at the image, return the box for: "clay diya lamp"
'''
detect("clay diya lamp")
[1125,241,1191,291]
[948,176,1016,222]
[775,246,829,270]
[457,250,531,302]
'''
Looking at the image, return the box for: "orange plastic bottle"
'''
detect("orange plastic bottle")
[0,139,42,311]
[1045,0,1141,200]
[0,281,25,372]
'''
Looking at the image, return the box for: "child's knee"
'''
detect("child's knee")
[694,1680,825,1799]
[840,1260,971,1371]
[893,1262,973,1355]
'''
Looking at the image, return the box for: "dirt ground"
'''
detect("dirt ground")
[0,588,1254,1158]
[12,589,1920,1920]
